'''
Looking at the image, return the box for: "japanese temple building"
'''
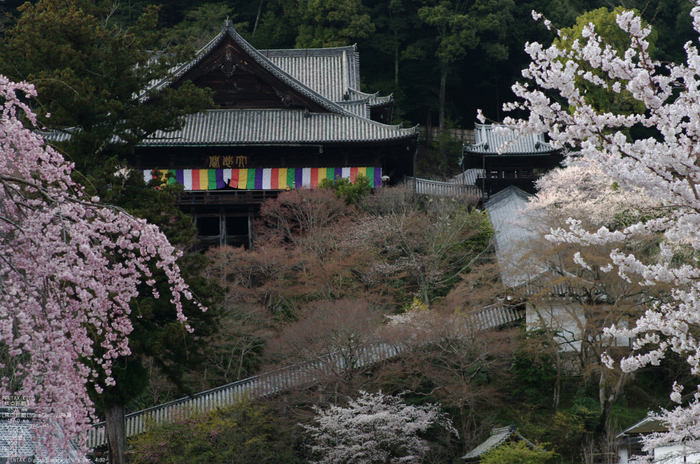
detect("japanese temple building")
[133,20,419,248]
[462,123,561,197]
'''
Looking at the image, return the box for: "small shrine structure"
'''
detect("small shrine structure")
[462,123,561,197]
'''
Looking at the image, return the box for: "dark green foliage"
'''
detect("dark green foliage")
[0,343,32,394]
[480,440,557,464]
[510,347,556,408]
[0,0,214,185]
[296,0,376,48]
[3,0,697,131]
[171,3,241,48]
[129,400,302,464]
[132,253,223,390]
[247,1,302,49]
[570,390,602,432]
[318,173,372,205]
[90,358,150,409]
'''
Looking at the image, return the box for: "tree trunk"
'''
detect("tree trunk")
[105,402,126,464]
[394,43,399,86]
[460,405,469,449]
[553,348,562,410]
[426,109,432,143]
[439,65,447,135]
[494,63,500,122]
[438,63,447,134]
[439,64,448,167]
[599,368,627,431]
[535,308,563,410]
[253,0,264,36]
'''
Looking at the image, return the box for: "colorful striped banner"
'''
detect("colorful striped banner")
[144,167,382,191]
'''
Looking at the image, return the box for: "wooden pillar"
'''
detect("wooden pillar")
[247,211,254,250]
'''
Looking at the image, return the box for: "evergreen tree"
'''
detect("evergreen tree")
[0,0,213,186]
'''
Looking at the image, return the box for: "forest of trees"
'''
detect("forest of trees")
[1,0,695,141]
[117,178,684,463]
[1,0,696,181]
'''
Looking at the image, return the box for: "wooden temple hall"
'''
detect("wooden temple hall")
[133,20,419,248]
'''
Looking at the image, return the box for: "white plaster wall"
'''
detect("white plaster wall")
[526,302,583,352]
[618,448,629,464]
[526,302,631,352]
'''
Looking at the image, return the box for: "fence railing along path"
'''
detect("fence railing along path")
[407,177,482,199]
[86,343,402,448]
[86,304,523,449]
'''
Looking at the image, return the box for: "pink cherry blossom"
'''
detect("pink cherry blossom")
[0,77,202,461]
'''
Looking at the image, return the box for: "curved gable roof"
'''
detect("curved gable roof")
[261,45,360,102]
[140,109,418,146]
[159,21,350,115]
[465,123,556,156]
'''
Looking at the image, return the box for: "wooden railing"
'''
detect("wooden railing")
[177,189,281,206]
[86,343,402,449]
[419,127,475,145]
[406,177,482,199]
[86,305,522,449]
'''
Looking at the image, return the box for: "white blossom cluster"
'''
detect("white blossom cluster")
[499,3,700,454]
[526,160,659,230]
[303,390,456,464]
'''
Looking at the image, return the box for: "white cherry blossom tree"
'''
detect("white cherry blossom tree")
[0,77,201,460]
[526,160,659,231]
[303,390,457,464]
[495,3,700,457]
[520,163,667,432]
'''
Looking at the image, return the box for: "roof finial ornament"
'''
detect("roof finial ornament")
[223,17,235,32]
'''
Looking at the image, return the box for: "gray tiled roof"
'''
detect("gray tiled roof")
[169,22,395,114]
[451,169,485,186]
[347,88,393,107]
[44,22,411,147]
[486,186,546,288]
[469,302,523,330]
[463,425,535,460]
[336,100,370,118]
[261,46,360,102]
[465,123,555,155]
[152,21,348,116]
[139,109,418,146]
[0,409,83,464]
[617,416,667,437]
[42,104,415,148]
[486,187,572,295]
[336,90,393,118]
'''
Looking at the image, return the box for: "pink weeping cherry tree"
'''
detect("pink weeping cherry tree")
[495,2,700,458]
[0,77,202,460]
